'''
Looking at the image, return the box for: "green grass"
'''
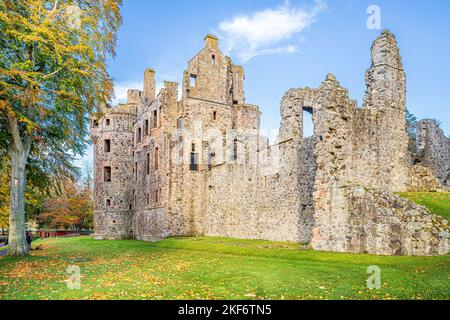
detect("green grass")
[398,192,450,220]
[0,236,449,300]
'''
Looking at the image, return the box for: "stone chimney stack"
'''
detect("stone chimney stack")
[144,67,156,102]
[204,34,219,49]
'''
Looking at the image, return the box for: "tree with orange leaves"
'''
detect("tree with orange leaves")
[40,178,93,231]
[0,0,122,255]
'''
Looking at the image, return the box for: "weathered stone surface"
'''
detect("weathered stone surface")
[90,31,449,256]
[416,119,450,187]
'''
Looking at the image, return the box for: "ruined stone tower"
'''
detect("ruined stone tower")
[91,32,449,256]
[90,104,136,239]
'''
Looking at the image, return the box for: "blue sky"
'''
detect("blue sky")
[79,0,450,167]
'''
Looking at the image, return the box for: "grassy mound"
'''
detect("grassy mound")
[398,192,450,220]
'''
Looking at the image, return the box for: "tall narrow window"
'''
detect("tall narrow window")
[213,111,217,120]
[154,147,159,170]
[155,190,159,204]
[233,139,239,161]
[177,117,184,129]
[190,152,199,171]
[146,153,150,175]
[212,55,216,64]
[153,110,158,128]
[104,139,111,153]
[137,127,142,143]
[135,162,137,180]
[146,194,150,206]
[104,166,112,182]
[105,119,110,126]
[145,119,149,136]
[190,74,197,87]
[106,199,111,207]
[303,107,314,138]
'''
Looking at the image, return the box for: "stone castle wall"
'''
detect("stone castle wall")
[417,119,450,187]
[90,31,449,256]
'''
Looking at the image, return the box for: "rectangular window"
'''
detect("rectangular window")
[146,194,150,206]
[153,110,158,128]
[177,117,184,129]
[135,162,137,180]
[104,167,112,182]
[190,153,199,171]
[105,119,110,126]
[137,127,142,143]
[145,119,149,136]
[106,199,111,207]
[212,55,216,64]
[190,74,197,87]
[146,153,150,175]
[155,190,159,204]
[213,111,217,120]
[104,139,111,153]
[233,139,238,161]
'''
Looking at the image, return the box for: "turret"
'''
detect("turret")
[91,105,137,240]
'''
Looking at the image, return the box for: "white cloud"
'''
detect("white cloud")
[217,0,326,62]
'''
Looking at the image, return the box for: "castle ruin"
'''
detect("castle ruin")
[90,31,450,256]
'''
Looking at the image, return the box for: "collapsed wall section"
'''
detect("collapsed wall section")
[417,119,450,187]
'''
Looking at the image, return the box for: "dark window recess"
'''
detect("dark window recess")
[213,111,217,120]
[190,153,199,171]
[104,167,112,182]
[233,100,239,105]
[146,194,150,205]
[106,199,111,207]
[93,120,99,127]
[212,55,216,64]
[104,139,111,153]
[233,139,238,161]
[153,110,158,128]
[154,147,159,170]
[146,153,150,175]
[135,162,138,180]
[145,119,149,136]
[137,127,142,143]
[105,119,110,126]
[155,190,159,204]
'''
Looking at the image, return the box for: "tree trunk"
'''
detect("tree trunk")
[6,116,32,256]
[7,148,30,256]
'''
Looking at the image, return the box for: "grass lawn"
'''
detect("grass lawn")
[398,192,450,220]
[0,236,449,300]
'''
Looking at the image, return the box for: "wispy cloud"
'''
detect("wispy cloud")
[217,0,326,62]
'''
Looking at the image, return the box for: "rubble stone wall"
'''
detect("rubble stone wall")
[417,119,450,187]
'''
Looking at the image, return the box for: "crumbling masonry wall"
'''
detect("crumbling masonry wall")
[90,31,449,256]
[309,32,449,255]
[417,119,450,187]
